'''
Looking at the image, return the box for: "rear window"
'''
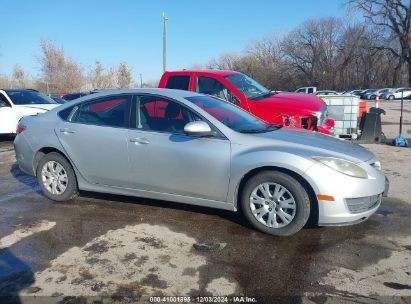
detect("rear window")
[165,76,190,90]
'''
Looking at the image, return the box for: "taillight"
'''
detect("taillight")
[16,123,26,134]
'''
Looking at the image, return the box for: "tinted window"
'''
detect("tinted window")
[134,95,200,134]
[165,76,190,90]
[6,90,57,105]
[0,94,10,107]
[196,76,239,105]
[72,95,131,128]
[58,106,76,121]
[186,95,280,133]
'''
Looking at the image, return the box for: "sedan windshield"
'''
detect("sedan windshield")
[224,73,272,99]
[6,90,57,105]
[186,95,280,133]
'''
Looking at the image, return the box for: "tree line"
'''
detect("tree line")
[1,0,410,93]
[202,0,411,91]
[0,39,134,94]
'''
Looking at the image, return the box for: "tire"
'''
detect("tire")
[240,171,311,236]
[36,152,78,201]
[388,95,394,101]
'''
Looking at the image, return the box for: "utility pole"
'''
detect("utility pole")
[163,12,168,73]
[140,73,143,88]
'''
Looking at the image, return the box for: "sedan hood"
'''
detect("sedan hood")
[14,104,59,111]
[256,92,325,114]
[250,127,375,163]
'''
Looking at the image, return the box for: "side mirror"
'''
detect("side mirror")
[184,121,214,137]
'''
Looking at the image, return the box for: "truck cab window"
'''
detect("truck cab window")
[165,76,190,90]
[196,76,239,105]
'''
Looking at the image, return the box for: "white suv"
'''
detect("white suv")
[0,89,59,134]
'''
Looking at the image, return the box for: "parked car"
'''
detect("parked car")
[159,71,334,134]
[62,92,89,101]
[315,90,337,96]
[382,88,411,100]
[0,88,59,135]
[14,89,388,236]
[51,96,67,104]
[359,89,378,100]
[366,88,394,100]
[295,86,317,94]
[345,89,365,96]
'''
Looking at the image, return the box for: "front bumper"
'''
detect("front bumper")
[303,161,388,226]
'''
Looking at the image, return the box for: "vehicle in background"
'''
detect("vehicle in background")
[381,88,411,100]
[365,88,394,100]
[14,89,387,236]
[315,90,337,96]
[359,89,378,100]
[345,90,364,96]
[159,71,334,134]
[62,92,89,101]
[51,96,67,104]
[0,88,59,134]
[295,86,317,94]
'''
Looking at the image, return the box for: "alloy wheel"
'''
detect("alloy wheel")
[249,182,296,228]
[41,160,68,195]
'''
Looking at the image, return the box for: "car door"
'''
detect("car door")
[127,94,231,202]
[0,93,15,134]
[56,94,133,187]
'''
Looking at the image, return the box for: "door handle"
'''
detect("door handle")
[59,128,76,134]
[130,137,149,144]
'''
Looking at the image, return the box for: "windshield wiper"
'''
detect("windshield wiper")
[250,91,278,100]
[239,124,282,133]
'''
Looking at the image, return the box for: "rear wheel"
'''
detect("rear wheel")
[240,171,311,236]
[36,152,78,201]
[388,95,394,101]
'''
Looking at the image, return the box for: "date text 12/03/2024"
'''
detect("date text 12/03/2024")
[148,296,258,303]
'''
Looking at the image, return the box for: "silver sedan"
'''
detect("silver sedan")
[14,89,388,236]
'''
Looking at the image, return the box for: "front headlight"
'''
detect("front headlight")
[313,157,368,179]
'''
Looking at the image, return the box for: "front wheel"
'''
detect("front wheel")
[36,152,78,201]
[240,171,311,236]
[388,95,394,101]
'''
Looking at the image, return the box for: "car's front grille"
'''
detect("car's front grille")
[300,116,317,130]
[301,117,309,129]
[345,194,382,214]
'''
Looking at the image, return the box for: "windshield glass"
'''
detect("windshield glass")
[186,95,280,133]
[224,73,270,99]
[7,90,57,105]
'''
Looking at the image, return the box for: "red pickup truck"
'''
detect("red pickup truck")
[158,70,334,134]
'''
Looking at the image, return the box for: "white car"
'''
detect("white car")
[0,89,59,134]
[384,88,411,100]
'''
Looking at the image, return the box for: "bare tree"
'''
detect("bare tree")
[347,0,411,85]
[117,62,133,88]
[88,61,117,89]
[12,65,29,87]
[38,39,83,93]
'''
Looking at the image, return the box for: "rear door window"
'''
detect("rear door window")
[165,76,190,90]
[71,95,132,128]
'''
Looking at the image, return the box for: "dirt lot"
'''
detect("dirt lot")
[0,101,410,303]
